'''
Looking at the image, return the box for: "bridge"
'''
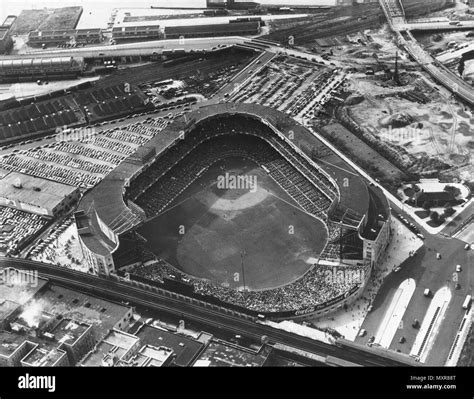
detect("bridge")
[403,20,474,32]
[437,43,474,64]
[0,257,419,367]
[379,0,474,106]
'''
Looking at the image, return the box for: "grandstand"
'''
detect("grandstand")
[76,103,392,319]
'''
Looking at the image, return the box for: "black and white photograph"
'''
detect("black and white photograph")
[0,0,472,395]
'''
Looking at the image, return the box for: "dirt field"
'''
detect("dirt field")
[137,157,328,291]
[11,7,83,35]
[345,75,474,181]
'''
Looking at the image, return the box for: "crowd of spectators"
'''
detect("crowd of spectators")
[135,134,275,216]
[128,115,336,219]
[130,252,366,313]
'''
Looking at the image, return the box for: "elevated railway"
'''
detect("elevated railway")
[0,257,419,367]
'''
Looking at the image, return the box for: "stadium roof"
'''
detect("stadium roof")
[0,171,77,212]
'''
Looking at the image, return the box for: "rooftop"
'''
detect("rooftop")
[0,171,77,212]
[0,331,33,359]
[165,21,260,34]
[81,329,139,367]
[35,284,132,341]
[0,268,47,306]
[193,340,271,367]
[130,323,204,367]
[49,318,91,346]
[126,344,174,367]
[21,345,66,367]
[0,299,20,323]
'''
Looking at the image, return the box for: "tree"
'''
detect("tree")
[422,201,431,211]
[443,207,455,218]
[444,185,461,198]
[430,211,440,223]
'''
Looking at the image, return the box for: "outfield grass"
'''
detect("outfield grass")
[138,157,328,291]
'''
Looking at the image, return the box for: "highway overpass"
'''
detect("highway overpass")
[403,20,474,31]
[379,0,474,106]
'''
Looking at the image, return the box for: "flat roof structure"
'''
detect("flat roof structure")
[21,345,67,367]
[130,323,204,367]
[0,268,47,306]
[0,331,34,360]
[165,21,260,37]
[36,284,132,341]
[0,171,78,215]
[126,344,174,367]
[0,299,19,323]
[81,329,139,366]
[193,340,271,367]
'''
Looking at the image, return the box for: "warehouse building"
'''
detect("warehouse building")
[112,25,161,42]
[164,21,260,39]
[0,171,80,217]
[28,29,103,46]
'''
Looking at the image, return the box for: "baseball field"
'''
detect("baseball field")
[137,156,328,291]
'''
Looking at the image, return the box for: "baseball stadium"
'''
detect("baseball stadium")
[76,103,391,319]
